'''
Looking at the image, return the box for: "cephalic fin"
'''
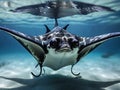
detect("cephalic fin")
[63,24,69,30]
[44,24,51,33]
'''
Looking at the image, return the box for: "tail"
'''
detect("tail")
[55,18,58,27]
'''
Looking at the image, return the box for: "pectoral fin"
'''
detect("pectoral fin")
[10,3,46,16]
[0,27,46,63]
[10,1,115,19]
[77,32,120,61]
[73,1,115,15]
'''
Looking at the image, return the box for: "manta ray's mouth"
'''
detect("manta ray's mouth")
[57,48,72,52]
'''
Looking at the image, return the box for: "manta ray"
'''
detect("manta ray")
[0,0,119,77]
[10,0,115,26]
[0,25,120,77]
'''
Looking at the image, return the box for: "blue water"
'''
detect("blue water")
[0,0,120,90]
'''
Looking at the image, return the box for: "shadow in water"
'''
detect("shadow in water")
[0,75,120,90]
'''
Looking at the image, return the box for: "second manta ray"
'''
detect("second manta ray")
[0,25,120,77]
[10,0,115,20]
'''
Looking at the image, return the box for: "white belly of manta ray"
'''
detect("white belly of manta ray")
[43,48,79,70]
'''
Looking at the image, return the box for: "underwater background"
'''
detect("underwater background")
[0,0,120,90]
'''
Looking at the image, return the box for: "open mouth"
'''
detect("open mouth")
[57,48,72,52]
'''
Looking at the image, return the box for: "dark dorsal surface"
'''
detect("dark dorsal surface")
[10,0,115,18]
[0,25,120,76]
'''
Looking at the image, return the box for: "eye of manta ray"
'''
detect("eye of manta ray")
[0,0,119,77]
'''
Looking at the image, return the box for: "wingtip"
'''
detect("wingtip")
[0,26,8,31]
[105,7,116,12]
[100,5,116,12]
[9,9,16,12]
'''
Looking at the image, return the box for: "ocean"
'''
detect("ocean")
[0,0,120,90]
